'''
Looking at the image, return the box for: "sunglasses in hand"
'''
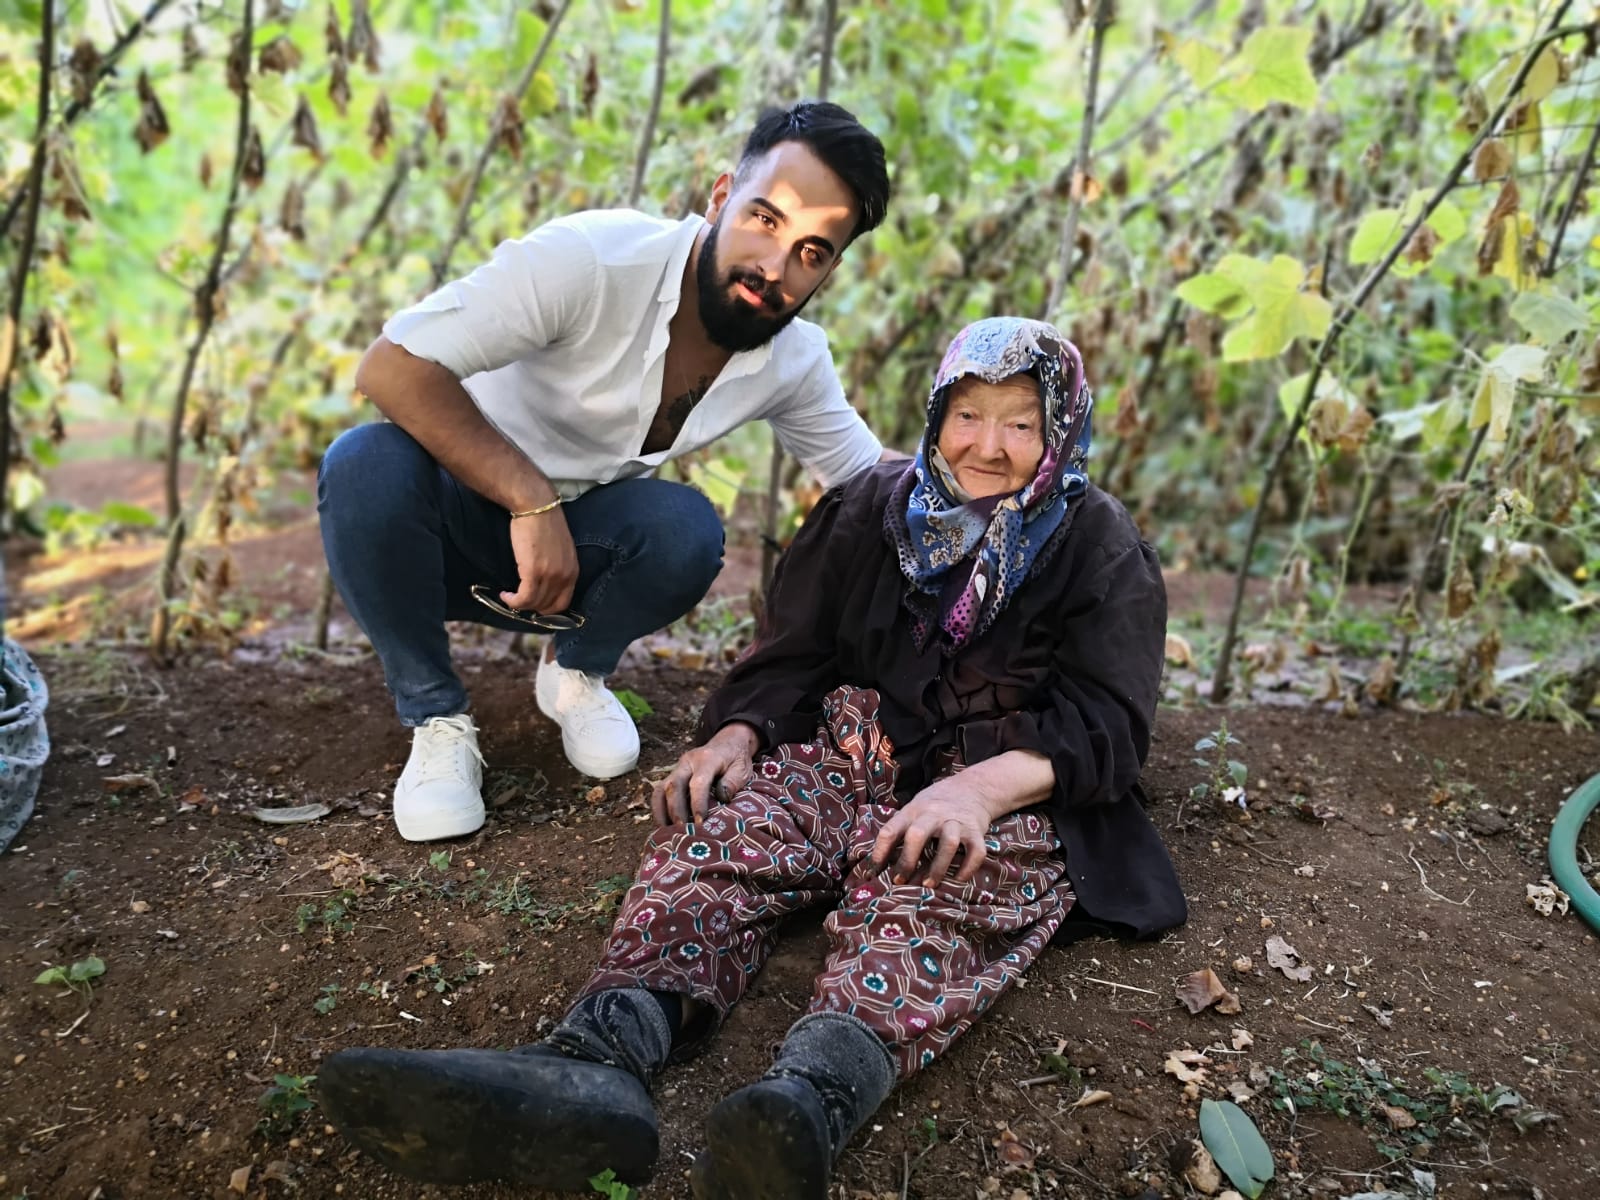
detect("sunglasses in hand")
[469,583,587,631]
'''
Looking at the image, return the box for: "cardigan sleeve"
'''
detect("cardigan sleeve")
[695,484,854,750]
[956,538,1167,820]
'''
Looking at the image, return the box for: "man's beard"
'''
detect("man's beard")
[695,219,811,352]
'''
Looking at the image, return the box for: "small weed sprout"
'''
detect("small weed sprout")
[1191,721,1248,813]
[588,1169,637,1200]
[35,956,106,1007]
[313,984,341,1015]
[257,1073,317,1138]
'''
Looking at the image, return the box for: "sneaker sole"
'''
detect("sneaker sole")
[536,686,639,779]
[693,1081,831,1200]
[393,798,485,842]
[318,1047,658,1189]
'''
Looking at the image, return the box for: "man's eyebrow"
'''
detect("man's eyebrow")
[752,196,838,259]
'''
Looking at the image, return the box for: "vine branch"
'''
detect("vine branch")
[1042,0,1114,319]
[628,0,671,208]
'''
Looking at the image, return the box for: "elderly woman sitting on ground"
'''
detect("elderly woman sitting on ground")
[317,316,1187,1199]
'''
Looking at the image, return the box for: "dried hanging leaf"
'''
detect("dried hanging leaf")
[494,93,526,160]
[134,70,170,153]
[1446,558,1477,619]
[47,137,91,220]
[198,151,214,189]
[425,87,449,143]
[182,23,202,70]
[328,55,352,116]
[1474,138,1512,181]
[108,359,124,400]
[1487,177,1521,224]
[1070,169,1103,203]
[280,181,306,240]
[1264,935,1312,983]
[347,0,381,73]
[325,3,345,56]
[367,93,393,159]
[226,31,250,94]
[68,39,102,106]
[258,34,304,75]
[581,52,600,114]
[292,94,323,158]
[1476,216,1507,278]
[677,63,724,107]
[1108,161,1129,198]
[241,125,266,190]
[1112,383,1142,437]
[1404,223,1441,265]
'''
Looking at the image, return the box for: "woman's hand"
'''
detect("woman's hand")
[652,722,761,827]
[870,775,996,889]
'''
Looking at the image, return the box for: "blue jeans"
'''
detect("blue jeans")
[317,423,725,726]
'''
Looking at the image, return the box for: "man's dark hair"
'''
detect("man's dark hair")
[735,101,890,244]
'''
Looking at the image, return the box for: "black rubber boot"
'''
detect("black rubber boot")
[692,1012,898,1200]
[318,988,671,1189]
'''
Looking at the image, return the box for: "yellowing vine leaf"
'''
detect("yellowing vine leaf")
[1170,36,1224,90]
[1349,193,1466,276]
[1177,255,1331,362]
[1219,26,1319,112]
[1469,344,1547,443]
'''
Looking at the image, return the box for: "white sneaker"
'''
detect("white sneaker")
[536,656,640,779]
[393,714,486,842]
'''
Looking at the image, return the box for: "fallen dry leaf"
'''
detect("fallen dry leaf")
[1380,1103,1418,1129]
[102,773,156,793]
[1232,955,1254,972]
[1226,1079,1257,1103]
[1069,1088,1112,1109]
[1363,1002,1394,1029]
[129,899,150,914]
[994,1124,1035,1170]
[1183,1139,1222,1194]
[1231,1028,1254,1050]
[229,1165,252,1194]
[1266,935,1314,983]
[1164,1051,1210,1084]
[1526,880,1570,917]
[1176,967,1239,1015]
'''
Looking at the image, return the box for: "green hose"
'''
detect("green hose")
[1549,770,1600,935]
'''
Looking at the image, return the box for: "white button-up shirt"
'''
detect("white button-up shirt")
[383,209,882,498]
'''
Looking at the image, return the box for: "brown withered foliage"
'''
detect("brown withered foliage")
[241,125,266,190]
[329,55,352,117]
[258,35,304,75]
[134,70,170,153]
[426,88,449,143]
[292,94,324,159]
[367,93,393,159]
[68,40,102,107]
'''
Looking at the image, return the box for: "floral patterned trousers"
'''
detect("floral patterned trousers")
[581,686,1074,1077]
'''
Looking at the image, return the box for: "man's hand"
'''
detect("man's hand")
[870,775,996,890]
[653,722,760,826]
[502,508,579,614]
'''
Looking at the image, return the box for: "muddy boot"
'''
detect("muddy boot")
[318,987,672,1190]
[692,1012,897,1200]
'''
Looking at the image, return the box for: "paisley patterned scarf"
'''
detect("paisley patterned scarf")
[885,317,1094,651]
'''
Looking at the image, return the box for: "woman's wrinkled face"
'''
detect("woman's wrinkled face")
[935,373,1045,499]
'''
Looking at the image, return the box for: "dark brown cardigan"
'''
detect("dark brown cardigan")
[699,462,1186,940]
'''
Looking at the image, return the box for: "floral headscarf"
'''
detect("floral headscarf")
[885,316,1094,651]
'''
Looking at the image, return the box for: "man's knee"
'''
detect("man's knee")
[641,485,725,601]
[318,423,432,515]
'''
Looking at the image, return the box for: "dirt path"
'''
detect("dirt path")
[2,644,1597,1200]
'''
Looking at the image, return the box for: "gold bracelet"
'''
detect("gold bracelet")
[508,497,563,519]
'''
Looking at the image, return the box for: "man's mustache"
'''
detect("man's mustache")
[727,268,781,312]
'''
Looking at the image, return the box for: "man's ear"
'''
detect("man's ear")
[705,172,734,222]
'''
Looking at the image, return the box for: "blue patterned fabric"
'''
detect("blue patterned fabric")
[886,317,1094,650]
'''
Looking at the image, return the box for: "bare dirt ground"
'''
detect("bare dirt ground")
[3,459,1599,1200]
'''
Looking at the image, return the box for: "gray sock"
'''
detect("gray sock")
[542,988,674,1089]
[765,1011,898,1158]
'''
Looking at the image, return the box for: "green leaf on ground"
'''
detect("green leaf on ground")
[613,689,654,721]
[1199,1098,1275,1198]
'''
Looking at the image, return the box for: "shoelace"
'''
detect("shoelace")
[414,714,485,783]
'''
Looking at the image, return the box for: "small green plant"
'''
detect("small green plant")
[588,1169,637,1200]
[485,872,579,930]
[914,1115,939,1150]
[612,689,653,721]
[295,891,356,935]
[257,1073,317,1138]
[35,956,106,1006]
[313,983,341,1015]
[1190,721,1248,812]
[428,850,452,873]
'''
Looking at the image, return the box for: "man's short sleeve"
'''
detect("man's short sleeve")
[767,330,883,488]
[382,218,598,379]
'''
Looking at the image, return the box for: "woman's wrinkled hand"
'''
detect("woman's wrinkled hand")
[870,776,996,889]
[652,722,760,827]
